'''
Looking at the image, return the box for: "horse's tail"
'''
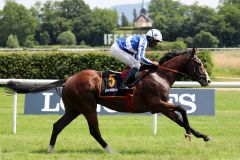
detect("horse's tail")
[6,79,67,94]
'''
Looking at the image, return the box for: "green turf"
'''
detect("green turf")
[1,88,240,160]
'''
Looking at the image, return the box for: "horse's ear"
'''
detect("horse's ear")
[191,48,197,57]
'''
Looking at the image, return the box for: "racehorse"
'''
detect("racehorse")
[6,48,211,153]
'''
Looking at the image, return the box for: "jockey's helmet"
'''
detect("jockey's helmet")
[146,29,163,42]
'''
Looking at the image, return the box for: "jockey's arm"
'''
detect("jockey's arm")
[138,37,155,66]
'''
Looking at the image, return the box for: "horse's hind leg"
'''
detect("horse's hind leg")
[48,111,79,153]
[163,111,211,142]
[153,101,191,136]
[83,112,114,153]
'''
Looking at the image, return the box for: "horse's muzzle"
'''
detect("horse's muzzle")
[198,73,211,86]
[199,71,211,86]
[200,78,211,86]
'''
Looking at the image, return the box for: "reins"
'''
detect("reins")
[158,65,187,76]
[130,65,187,87]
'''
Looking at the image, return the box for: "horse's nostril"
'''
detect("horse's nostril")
[208,80,211,84]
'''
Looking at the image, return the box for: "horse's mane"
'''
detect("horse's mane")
[158,49,191,64]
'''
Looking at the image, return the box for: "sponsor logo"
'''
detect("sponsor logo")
[104,34,134,45]
[169,94,196,114]
[24,89,215,115]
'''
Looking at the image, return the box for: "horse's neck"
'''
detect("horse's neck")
[159,55,188,86]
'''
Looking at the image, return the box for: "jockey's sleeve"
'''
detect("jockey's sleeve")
[138,36,154,65]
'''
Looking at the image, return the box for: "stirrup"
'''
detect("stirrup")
[119,85,133,91]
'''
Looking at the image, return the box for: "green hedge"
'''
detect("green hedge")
[0,50,213,79]
[0,52,124,79]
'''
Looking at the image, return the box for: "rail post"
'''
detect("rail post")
[12,92,17,134]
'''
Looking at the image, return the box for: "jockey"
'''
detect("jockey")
[110,29,163,90]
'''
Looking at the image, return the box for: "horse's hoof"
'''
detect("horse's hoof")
[48,145,55,154]
[104,145,116,154]
[204,136,211,142]
[185,133,192,142]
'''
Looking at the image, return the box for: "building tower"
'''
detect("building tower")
[133,0,152,28]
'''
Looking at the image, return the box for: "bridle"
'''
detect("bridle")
[189,56,207,82]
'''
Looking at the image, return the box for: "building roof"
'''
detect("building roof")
[134,14,151,22]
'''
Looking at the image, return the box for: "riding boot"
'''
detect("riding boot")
[119,67,138,91]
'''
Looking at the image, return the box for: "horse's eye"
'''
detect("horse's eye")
[193,59,202,65]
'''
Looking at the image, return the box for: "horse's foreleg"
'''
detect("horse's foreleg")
[163,111,211,142]
[84,112,114,153]
[48,112,79,153]
[190,128,211,141]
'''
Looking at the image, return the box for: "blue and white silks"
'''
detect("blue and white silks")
[116,35,154,66]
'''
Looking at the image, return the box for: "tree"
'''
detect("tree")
[90,8,118,45]
[184,36,194,48]
[217,4,240,46]
[185,5,217,37]
[23,39,35,48]
[40,1,72,44]
[121,12,129,27]
[193,31,219,48]
[0,1,38,46]
[133,8,137,21]
[222,0,240,5]
[39,31,50,45]
[6,34,19,48]
[39,0,117,46]
[23,35,35,48]
[148,0,218,42]
[57,30,76,45]
[148,0,188,41]
[30,1,42,18]
[59,0,93,44]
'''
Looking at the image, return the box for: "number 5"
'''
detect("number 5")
[108,74,115,87]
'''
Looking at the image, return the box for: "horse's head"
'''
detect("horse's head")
[184,48,211,86]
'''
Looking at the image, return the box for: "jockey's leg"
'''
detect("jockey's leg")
[110,42,140,90]
[119,67,138,90]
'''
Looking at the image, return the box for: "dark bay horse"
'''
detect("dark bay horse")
[7,48,211,153]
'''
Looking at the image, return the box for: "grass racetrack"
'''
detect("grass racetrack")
[0,88,240,160]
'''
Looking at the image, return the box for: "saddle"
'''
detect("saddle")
[99,70,135,112]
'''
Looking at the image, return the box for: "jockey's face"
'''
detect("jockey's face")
[148,39,159,48]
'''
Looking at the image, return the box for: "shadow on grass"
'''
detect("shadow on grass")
[32,148,104,154]
[32,147,150,155]
[117,148,149,155]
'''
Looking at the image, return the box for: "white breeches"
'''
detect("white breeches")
[110,42,141,69]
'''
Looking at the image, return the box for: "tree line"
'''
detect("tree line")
[149,0,240,47]
[0,0,239,47]
[0,0,118,47]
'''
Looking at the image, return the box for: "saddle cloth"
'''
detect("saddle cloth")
[99,69,134,97]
